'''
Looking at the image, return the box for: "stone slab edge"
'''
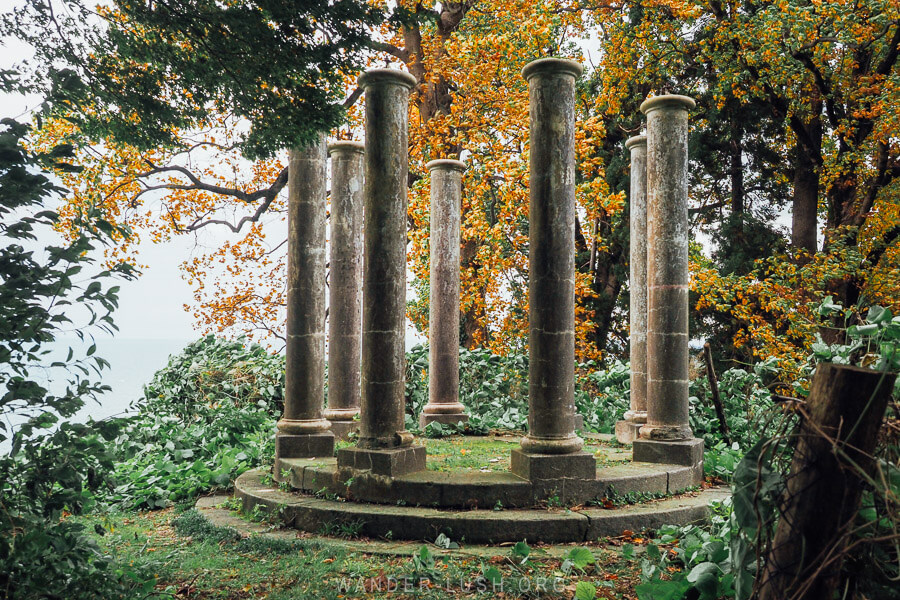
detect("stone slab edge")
[234,469,729,544]
[279,458,692,508]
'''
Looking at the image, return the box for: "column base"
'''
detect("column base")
[419,412,469,428]
[614,420,642,444]
[336,445,426,477]
[639,423,693,441]
[275,432,335,460]
[520,433,584,454]
[623,410,647,423]
[632,437,704,468]
[329,420,359,442]
[510,448,596,481]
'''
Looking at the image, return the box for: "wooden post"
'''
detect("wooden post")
[759,363,896,600]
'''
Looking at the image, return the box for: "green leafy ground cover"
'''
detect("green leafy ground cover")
[14,298,898,598]
[76,506,663,599]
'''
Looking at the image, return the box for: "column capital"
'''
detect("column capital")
[522,57,583,81]
[625,135,647,150]
[328,140,365,156]
[640,94,696,115]
[358,68,417,91]
[425,158,466,173]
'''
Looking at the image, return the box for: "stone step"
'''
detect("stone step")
[275,457,700,509]
[236,469,729,544]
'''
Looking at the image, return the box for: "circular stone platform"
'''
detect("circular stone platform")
[236,435,725,544]
[235,469,727,544]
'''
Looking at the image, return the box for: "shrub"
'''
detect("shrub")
[0,117,150,598]
[108,336,279,510]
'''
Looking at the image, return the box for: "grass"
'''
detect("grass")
[424,437,513,472]
[76,507,650,599]
[419,434,631,472]
[72,433,662,597]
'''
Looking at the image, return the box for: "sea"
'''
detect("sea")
[71,337,196,420]
[11,331,425,429]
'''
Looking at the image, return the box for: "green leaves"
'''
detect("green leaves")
[561,547,595,574]
[8,0,384,159]
[574,580,597,600]
[0,111,145,598]
[635,578,691,600]
[106,337,280,510]
[411,544,437,576]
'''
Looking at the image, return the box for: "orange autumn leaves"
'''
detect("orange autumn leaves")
[35,0,899,379]
[384,0,615,361]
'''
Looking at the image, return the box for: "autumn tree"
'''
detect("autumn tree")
[589,0,900,370]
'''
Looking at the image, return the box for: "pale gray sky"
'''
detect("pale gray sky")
[1,21,199,341]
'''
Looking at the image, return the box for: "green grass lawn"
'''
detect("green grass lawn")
[78,506,650,599]
[335,434,632,473]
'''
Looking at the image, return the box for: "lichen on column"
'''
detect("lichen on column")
[326,140,365,440]
[640,95,695,442]
[335,68,426,477]
[276,134,334,461]
[517,57,589,463]
[616,135,648,444]
[420,159,469,429]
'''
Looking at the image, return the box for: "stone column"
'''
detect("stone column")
[326,141,365,441]
[633,95,703,473]
[420,159,469,429]
[276,135,334,462]
[511,58,595,485]
[616,135,648,444]
[336,69,425,477]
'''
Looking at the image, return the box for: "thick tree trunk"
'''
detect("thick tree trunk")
[792,114,821,254]
[758,363,896,600]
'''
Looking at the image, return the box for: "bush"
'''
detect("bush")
[142,334,285,418]
[405,344,530,432]
[108,336,279,510]
[576,360,631,433]
[0,117,150,598]
[406,345,633,434]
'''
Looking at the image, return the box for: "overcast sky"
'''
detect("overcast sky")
[1,22,200,341]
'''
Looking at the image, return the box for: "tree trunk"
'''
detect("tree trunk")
[791,114,821,254]
[729,115,744,216]
[587,257,622,359]
[758,363,896,600]
[459,238,488,349]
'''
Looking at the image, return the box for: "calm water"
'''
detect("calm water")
[78,338,195,420]
[5,331,425,438]
[0,338,192,453]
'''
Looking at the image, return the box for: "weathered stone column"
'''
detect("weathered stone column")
[511,58,595,487]
[633,95,703,474]
[616,135,648,444]
[336,69,425,477]
[326,141,365,441]
[420,159,469,429]
[276,135,334,463]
